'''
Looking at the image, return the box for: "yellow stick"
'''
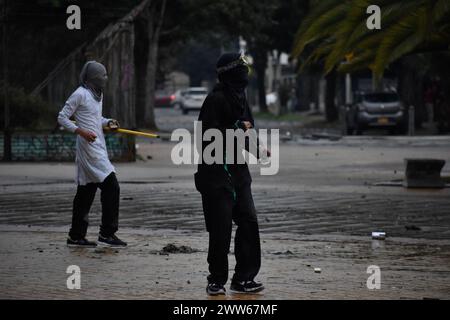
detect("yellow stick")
[115,128,159,139]
[69,120,160,138]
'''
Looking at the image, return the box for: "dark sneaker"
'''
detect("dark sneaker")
[206,283,226,296]
[98,234,127,247]
[230,280,264,294]
[67,237,97,248]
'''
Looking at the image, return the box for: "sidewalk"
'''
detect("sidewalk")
[0,225,449,300]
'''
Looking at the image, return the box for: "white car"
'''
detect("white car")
[177,87,208,114]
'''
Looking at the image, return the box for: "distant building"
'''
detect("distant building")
[266,51,297,93]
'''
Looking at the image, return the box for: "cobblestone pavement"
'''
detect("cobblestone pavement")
[0,226,449,300]
[0,134,449,299]
[1,183,450,239]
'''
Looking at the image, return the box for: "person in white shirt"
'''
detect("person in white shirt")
[58,60,127,248]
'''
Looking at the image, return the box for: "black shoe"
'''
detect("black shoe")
[230,280,264,294]
[98,234,127,247]
[67,237,97,248]
[206,283,226,296]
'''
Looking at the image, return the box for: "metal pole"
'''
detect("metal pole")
[345,73,352,105]
[2,0,11,161]
[408,105,415,136]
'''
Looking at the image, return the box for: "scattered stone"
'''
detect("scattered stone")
[311,133,342,141]
[122,197,134,201]
[405,225,421,231]
[314,268,321,273]
[147,155,153,160]
[273,250,293,255]
[160,243,198,254]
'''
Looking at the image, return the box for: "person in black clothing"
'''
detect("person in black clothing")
[194,52,268,296]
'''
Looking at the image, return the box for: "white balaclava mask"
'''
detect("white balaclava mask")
[80,60,108,101]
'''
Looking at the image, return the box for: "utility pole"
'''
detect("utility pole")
[2,0,11,161]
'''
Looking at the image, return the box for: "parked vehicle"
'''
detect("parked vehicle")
[346,91,407,135]
[171,89,187,110]
[177,87,208,114]
[155,90,176,108]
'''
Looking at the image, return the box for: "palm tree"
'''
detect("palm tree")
[293,0,450,78]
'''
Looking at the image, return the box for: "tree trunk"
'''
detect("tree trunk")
[144,41,158,129]
[134,18,148,128]
[325,68,338,122]
[398,57,425,128]
[134,0,167,130]
[253,50,268,113]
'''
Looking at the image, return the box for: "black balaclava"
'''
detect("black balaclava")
[216,53,249,111]
[80,61,108,102]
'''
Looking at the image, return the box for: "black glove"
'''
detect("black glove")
[107,119,120,130]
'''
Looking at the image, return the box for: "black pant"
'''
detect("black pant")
[201,183,261,285]
[69,172,120,240]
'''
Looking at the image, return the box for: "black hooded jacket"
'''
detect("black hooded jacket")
[194,83,255,194]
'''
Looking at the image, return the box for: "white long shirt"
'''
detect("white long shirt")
[58,86,115,185]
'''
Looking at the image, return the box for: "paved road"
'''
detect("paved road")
[1,226,449,300]
[1,180,450,239]
[0,125,449,299]
[1,136,449,239]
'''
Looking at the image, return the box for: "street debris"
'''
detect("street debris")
[273,250,294,255]
[403,158,446,188]
[302,132,342,141]
[280,132,293,142]
[160,243,198,254]
[314,268,322,273]
[405,225,421,231]
[372,232,386,240]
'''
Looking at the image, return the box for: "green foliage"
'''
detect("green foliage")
[292,0,450,77]
[0,85,55,130]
